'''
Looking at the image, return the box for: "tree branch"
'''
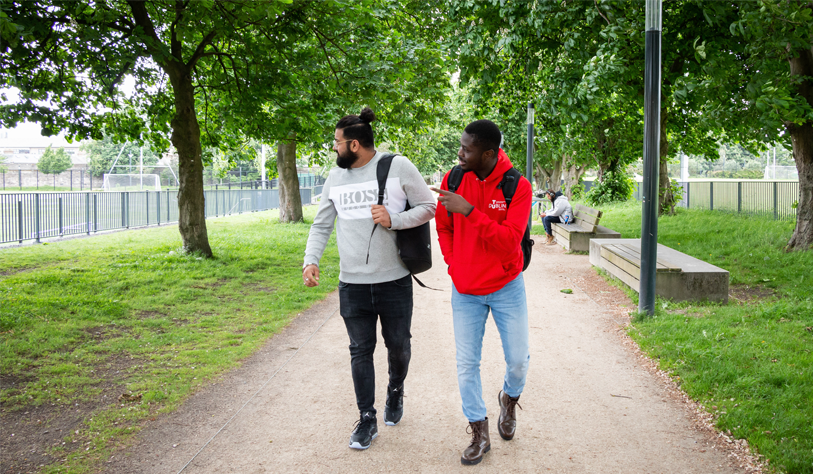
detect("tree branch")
[310,28,344,91]
[311,27,349,56]
[107,61,133,95]
[126,1,168,62]
[594,0,611,25]
[170,0,185,60]
[48,16,134,35]
[187,30,219,69]
[210,43,244,95]
[199,52,233,58]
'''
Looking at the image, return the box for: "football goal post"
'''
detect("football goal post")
[103,174,162,191]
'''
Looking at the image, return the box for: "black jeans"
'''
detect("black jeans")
[339,274,413,415]
[542,215,562,235]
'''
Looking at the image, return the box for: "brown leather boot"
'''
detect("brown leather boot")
[545,233,555,245]
[497,390,522,440]
[461,418,490,465]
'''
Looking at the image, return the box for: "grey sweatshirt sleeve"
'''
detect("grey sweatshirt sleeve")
[303,175,337,266]
[547,197,565,217]
[388,156,437,230]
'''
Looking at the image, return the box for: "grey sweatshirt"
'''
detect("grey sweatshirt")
[545,194,573,222]
[304,151,436,284]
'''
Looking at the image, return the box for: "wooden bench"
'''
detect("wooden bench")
[589,239,729,303]
[547,203,621,251]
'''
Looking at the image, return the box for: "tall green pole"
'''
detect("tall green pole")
[526,103,534,185]
[639,0,662,315]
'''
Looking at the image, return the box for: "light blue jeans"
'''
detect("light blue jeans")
[452,273,530,423]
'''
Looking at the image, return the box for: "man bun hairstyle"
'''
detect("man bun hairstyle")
[336,106,376,148]
[359,107,376,124]
[464,119,501,155]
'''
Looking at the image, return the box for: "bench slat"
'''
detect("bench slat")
[601,246,645,277]
[575,211,601,227]
[574,204,602,220]
[601,245,678,273]
[602,244,682,272]
[557,222,595,233]
[618,244,682,271]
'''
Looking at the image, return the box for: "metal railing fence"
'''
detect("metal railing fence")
[1,170,327,192]
[1,187,313,244]
[629,180,799,221]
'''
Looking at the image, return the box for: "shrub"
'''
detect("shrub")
[570,182,585,200]
[586,170,634,206]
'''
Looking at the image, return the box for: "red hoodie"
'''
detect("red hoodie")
[436,150,532,295]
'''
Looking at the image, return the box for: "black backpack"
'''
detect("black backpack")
[446,166,534,271]
[366,154,433,279]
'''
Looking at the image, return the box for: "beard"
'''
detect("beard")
[336,148,360,169]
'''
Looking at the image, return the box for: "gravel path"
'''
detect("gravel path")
[107,228,758,473]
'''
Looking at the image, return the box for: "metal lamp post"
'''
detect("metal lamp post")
[526,103,534,187]
[639,0,662,315]
[261,144,267,189]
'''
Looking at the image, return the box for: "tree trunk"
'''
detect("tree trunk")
[785,47,813,251]
[594,120,619,182]
[658,106,675,215]
[127,0,212,256]
[168,70,213,257]
[536,158,563,192]
[533,163,547,192]
[562,156,586,200]
[276,133,303,223]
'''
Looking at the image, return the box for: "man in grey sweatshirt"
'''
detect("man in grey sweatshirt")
[302,107,436,450]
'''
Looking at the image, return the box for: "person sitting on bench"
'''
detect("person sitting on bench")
[540,189,573,245]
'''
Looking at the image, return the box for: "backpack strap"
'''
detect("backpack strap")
[366,154,397,264]
[446,165,467,193]
[411,273,442,291]
[445,165,469,217]
[376,154,397,205]
[499,168,534,271]
[498,168,521,208]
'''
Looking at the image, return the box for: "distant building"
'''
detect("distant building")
[0,128,89,171]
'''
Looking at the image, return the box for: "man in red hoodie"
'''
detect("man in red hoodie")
[431,120,531,466]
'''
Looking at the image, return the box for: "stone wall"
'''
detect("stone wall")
[1,169,103,190]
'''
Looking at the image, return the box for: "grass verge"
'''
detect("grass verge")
[552,201,811,474]
[0,207,338,473]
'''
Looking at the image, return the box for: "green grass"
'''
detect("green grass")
[565,201,812,474]
[0,207,339,473]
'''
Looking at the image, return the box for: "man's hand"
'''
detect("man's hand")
[371,204,392,228]
[430,187,474,216]
[540,212,547,218]
[303,264,320,287]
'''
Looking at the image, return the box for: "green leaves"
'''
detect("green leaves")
[37,146,73,175]
[1,0,453,172]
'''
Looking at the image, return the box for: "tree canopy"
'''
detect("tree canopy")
[37,145,72,174]
[694,0,813,250]
[446,0,812,249]
[1,0,453,255]
[3,0,811,251]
